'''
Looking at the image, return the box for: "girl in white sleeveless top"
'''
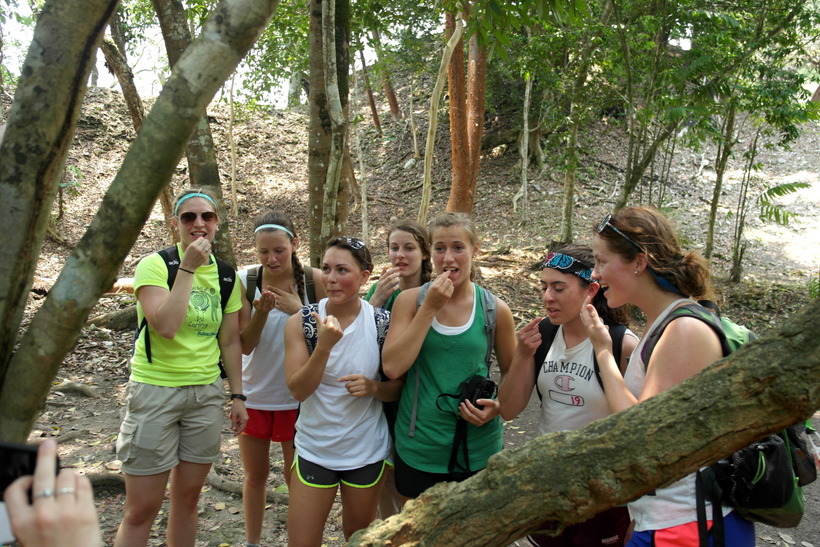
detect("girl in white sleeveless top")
[284,237,402,546]
[580,207,754,547]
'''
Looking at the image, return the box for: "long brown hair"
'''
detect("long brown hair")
[387,219,432,284]
[548,244,632,326]
[594,206,714,300]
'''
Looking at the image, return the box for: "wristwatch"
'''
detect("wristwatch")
[230,393,247,401]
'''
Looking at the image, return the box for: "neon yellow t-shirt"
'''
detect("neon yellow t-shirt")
[130,245,242,387]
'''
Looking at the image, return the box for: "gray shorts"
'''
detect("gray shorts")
[117,379,225,475]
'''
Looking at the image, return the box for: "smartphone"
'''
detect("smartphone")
[0,441,59,544]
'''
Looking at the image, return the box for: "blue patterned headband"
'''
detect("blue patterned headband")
[542,252,593,283]
[174,192,217,216]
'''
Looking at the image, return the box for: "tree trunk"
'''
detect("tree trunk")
[307,0,350,266]
[152,0,236,266]
[99,38,178,243]
[358,49,382,136]
[705,102,736,259]
[370,29,401,119]
[0,0,118,388]
[0,0,281,442]
[445,13,470,214]
[418,17,464,226]
[350,298,820,544]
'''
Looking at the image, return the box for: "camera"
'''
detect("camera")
[1,441,58,544]
[459,375,497,410]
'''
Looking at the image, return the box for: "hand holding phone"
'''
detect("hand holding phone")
[1,439,101,547]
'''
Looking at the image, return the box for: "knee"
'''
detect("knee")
[123,500,163,527]
[244,466,270,488]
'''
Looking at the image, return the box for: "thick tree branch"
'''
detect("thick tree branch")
[350,298,820,545]
[0,0,281,441]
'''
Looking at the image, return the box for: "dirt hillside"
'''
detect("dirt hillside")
[11,85,820,546]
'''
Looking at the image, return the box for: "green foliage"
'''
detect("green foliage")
[756,181,810,225]
[809,275,820,299]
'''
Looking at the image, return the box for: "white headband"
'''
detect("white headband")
[254,224,295,238]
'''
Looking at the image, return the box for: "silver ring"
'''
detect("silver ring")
[34,488,55,499]
[56,487,76,496]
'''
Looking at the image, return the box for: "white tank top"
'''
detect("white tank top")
[536,327,624,435]
[239,267,303,411]
[625,298,731,530]
[294,299,391,469]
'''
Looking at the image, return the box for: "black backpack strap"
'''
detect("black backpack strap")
[137,246,180,363]
[640,303,731,368]
[533,320,560,401]
[696,467,725,547]
[533,321,627,399]
[214,258,236,312]
[305,266,317,303]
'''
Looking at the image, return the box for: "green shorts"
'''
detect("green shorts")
[116,379,225,475]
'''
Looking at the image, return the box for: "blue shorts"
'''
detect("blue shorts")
[292,454,388,489]
[627,511,754,547]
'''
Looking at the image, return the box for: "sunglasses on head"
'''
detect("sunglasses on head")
[178,211,218,224]
[596,213,642,251]
[337,236,366,250]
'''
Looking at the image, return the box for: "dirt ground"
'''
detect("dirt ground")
[8,85,820,546]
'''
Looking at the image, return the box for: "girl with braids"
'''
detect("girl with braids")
[284,237,402,545]
[364,219,432,518]
[580,207,754,547]
[237,211,325,547]
[114,189,247,547]
[498,244,637,547]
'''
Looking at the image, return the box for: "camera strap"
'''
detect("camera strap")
[448,417,471,479]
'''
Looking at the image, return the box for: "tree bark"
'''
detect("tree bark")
[370,29,401,119]
[153,0,236,266]
[350,298,820,545]
[0,0,281,442]
[445,12,470,213]
[0,0,118,387]
[307,0,349,266]
[418,17,464,226]
[359,49,382,136]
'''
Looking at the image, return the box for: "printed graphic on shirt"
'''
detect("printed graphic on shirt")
[543,358,595,407]
[188,286,221,336]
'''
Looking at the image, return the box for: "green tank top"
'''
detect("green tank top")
[395,285,502,473]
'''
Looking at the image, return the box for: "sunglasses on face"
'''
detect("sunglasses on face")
[596,213,642,251]
[178,211,218,224]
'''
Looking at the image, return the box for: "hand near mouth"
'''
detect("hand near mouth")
[422,274,454,311]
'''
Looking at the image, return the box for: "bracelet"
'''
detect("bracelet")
[230,393,247,401]
[179,267,195,274]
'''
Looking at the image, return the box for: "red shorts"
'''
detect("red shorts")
[242,408,297,442]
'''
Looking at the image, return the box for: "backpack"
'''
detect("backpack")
[532,320,627,398]
[299,302,390,357]
[245,265,316,305]
[134,246,236,378]
[641,299,816,546]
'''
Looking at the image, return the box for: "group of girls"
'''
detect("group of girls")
[112,186,753,547]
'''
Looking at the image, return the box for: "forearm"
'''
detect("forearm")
[287,347,331,401]
[150,276,195,338]
[498,351,536,421]
[372,378,404,402]
[596,348,638,412]
[240,310,269,354]
[382,307,436,379]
